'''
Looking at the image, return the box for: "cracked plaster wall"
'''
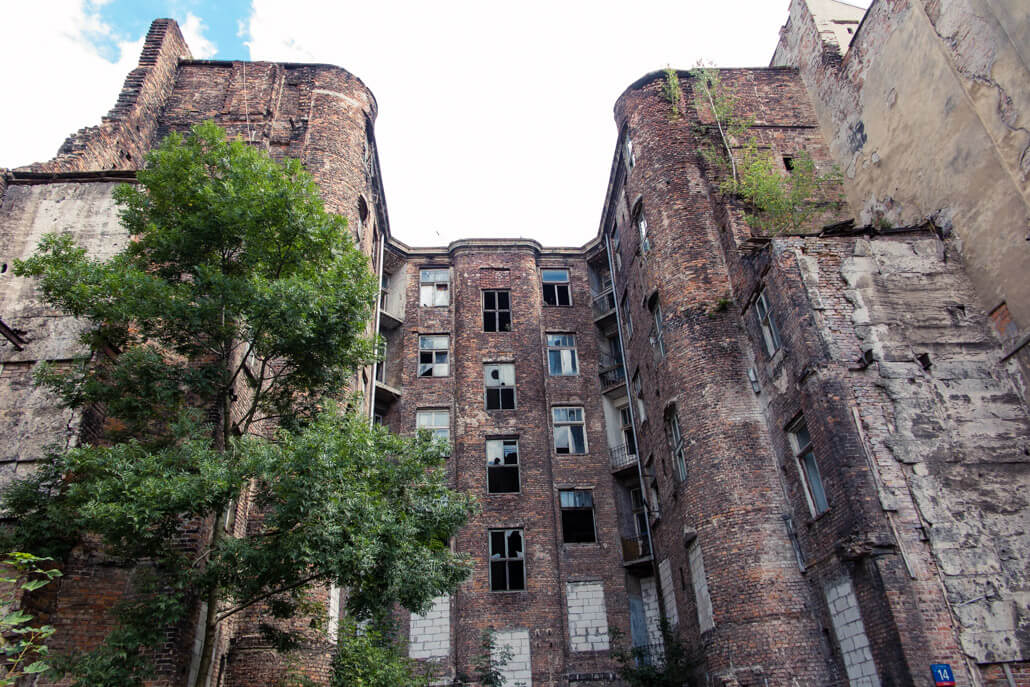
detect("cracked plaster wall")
[0,182,129,483]
[837,236,1030,663]
[773,0,1030,343]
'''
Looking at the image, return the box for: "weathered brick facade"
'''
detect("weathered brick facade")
[2,2,1028,686]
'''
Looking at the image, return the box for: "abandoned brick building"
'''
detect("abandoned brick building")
[1,0,1028,685]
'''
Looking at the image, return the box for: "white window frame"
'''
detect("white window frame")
[632,370,647,422]
[486,438,520,494]
[650,298,665,359]
[754,288,782,356]
[419,268,450,307]
[553,406,587,455]
[789,416,829,516]
[546,333,579,376]
[418,334,449,377]
[416,409,450,453]
[542,268,572,307]
[484,363,516,410]
[666,409,687,482]
[625,137,636,169]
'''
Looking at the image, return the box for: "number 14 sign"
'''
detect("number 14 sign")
[931,664,955,686]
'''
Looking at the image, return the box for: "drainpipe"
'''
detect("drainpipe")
[603,232,659,583]
[369,230,385,425]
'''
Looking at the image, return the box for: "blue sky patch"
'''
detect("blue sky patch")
[92,0,251,61]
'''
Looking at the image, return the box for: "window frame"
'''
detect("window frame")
[754,288,782,356]
[484,363,517,411]
[416,409,450,454]
[619,404,637,456]
[417,334,450,378]
[552,406,587,455]
[633,202,650,254]
[559,489,597,544]
[489,528,526,592]
[542,268,572,307]
[486,438,520,495]
[788,416,830,516]
[419,268,450,307]
[546,333,579,376]
[482,289,512,333]
[665,408,687,483]
[649,296,665,359]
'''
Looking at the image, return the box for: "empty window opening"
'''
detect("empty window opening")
[560,490,597,543]
[487,439,520,494]
[754,288,782,356]
[649,294,665,358]
[546,333,579,376]
[542,268,571,306]
[489,529,525,591]
[418,335,449,377]
[620,405,637,456]
[420,268,450,307]
[783,156,795,172]
[553,406,587,455]
[485,363,516,410]
[483,289,512,332]
[789,416,829,515]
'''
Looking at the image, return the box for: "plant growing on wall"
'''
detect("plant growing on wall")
[663,67,683,118]
[610,619,693,687]
[6,121,474,687]
[0,552,61,685]
[690,65,843,234]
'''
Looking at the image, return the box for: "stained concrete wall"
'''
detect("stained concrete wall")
[0,181,130,480]
[772,0,1030,354]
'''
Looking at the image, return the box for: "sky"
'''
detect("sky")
[0,0,869,247]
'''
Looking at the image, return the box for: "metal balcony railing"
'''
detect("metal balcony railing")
[591,288,616,319]
[609,444,638,472]
[598,352,625,390]
[626,643,665,668]
[620,533,651,562]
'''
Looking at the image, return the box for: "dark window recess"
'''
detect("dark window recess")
[490,529,525,591]
[783,156,795,172]
[560,490,596,543]
[487,439,519,494]
[542,269,571,306]
[483,290,512,332]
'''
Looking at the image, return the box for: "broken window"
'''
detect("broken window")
[483,289,512,332]
[633,201,649,254]
[623,293,633,340]
[484,363,516,410]
[489,528,525,591]
[754,287,781,356]
[619,405,637,456]
[553,406,587,455]
[560,490,597,544]
[625,137,636,169]
[632,370,646,422]
[418,335,449,377]
[419,268,450,307]
[789,416,829,515]
[649,293,665,359]
[546,334,578,376]
[665,407,687,482]
[487,439,519,494]
[542,268,571,306]
[416,409,450,453]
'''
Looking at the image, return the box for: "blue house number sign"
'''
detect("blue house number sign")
[931,664,955,686]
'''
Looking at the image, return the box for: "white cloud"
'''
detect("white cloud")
[180,12,218,59]
[0,1,143,168]
[244,0,801,246]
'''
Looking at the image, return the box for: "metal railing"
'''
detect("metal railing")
[626,643,665,668]
[620,533,651,562]
[591,288,616,319]
[609,444,637,471]
[598,352,625,389]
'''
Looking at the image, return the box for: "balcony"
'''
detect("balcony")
[620,533,651,566]
[609,443,638,473]
[625,643,665,668]
[591,288,616,321]
[598,353,625,392]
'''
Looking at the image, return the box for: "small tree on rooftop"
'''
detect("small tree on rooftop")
[6,121,474,686]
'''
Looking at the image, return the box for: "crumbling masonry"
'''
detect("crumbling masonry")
[0,1,1027,685]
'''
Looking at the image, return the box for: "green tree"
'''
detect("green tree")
[0,552,61,685]
[6,121,474,686]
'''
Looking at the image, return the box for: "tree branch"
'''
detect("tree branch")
[214,573,323,624]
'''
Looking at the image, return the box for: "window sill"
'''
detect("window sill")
[804,508,831,527]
